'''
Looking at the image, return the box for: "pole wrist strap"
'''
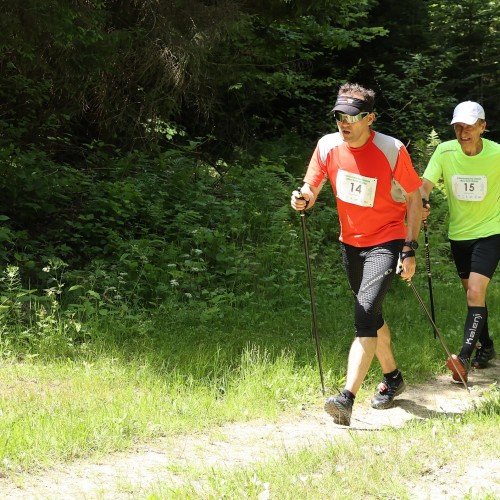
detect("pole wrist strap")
[400,250,415,260]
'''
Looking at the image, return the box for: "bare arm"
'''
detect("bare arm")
[419,178,434,201]
[404,188,423,243]
[399,188,423,280]
[419,178,435,220]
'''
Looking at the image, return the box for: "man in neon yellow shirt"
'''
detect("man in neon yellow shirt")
[421,101,500,383]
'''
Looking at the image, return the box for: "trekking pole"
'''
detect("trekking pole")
[422,198,436,338]
[398,263,468,390]
[297,189,325,394]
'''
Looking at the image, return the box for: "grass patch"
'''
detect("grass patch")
[0,275,498,483]
[147,388,500,499]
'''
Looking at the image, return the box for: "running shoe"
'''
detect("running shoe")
[371,375,406,409]
[446,354,469,383]
[324,393,353,426]
[471,343,495,369]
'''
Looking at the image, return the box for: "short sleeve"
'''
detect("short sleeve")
[303,145,328,188]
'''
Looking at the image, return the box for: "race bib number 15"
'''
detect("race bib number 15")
[336,170,377,207]
[451,175,487,201]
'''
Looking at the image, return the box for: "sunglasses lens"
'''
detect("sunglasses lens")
[334,111,368,123]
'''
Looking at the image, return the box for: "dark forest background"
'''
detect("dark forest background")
[0,0,498,328]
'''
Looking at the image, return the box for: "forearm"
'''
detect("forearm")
[419,178,434,201]
[405,190,423,241]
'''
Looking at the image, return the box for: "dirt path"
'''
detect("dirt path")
[1,362,499,499]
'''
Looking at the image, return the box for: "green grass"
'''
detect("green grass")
[0,346,319,471]
[147,395,499,499]
[0,274,498,491]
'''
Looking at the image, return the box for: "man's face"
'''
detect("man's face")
[336,112,374,147]
[453,120,486,150]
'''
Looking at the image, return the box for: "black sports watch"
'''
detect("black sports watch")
[403,240,419,250]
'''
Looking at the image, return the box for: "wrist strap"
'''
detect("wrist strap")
[400,250,415,260]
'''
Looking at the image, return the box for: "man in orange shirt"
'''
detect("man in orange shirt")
[291,82,422,426]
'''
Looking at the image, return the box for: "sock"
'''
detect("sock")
[384,369,401,380]
[342,389,355,402]
[476,306,492,348]
[459,306,487,360]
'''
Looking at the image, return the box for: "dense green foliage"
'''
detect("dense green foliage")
[0,0,498,345]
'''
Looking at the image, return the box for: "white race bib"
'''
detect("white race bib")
[336,170,377,207]
[451,175,487,201]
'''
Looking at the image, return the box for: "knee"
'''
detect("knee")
[466,286,486,306]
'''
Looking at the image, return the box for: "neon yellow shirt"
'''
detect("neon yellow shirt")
[423,138,500,240]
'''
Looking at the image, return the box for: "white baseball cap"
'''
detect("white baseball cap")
[450,101,485,125]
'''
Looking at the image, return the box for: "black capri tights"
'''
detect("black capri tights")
[340,240,403,337]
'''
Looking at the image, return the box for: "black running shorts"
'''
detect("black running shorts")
[449,234,500,280]
[340,240,403,337]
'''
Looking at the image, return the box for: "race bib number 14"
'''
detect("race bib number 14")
[452,175,487,201]
[336,170,377,207]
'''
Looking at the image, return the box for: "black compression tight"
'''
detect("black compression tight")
[341,240,402,337]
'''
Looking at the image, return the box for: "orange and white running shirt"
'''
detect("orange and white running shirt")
[304,130,421,247]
